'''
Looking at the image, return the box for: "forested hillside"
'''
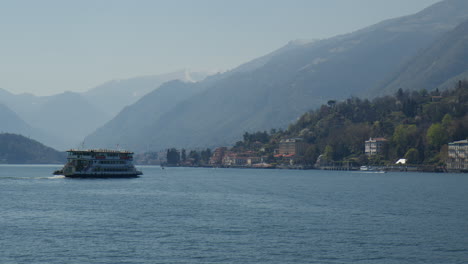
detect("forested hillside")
[0,133,66,164]
[234,81,468,166]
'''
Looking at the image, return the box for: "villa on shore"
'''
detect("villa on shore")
[447,139,468,172]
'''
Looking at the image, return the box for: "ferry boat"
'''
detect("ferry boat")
[53,149,143,178]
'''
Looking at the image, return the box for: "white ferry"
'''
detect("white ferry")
[54,149,143,178]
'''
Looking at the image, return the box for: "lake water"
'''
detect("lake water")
[0,165,467,264]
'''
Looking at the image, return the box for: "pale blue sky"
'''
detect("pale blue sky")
[0,0,440,95]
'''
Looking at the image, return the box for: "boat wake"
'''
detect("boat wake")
[45,175,66,179]
[0,175,66,180]
[355,171,386,174]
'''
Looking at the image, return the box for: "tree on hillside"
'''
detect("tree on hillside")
[181,149,187,162]
[303,145,320,165]
[392,124,418,157]
[404,148,420,164]
[188,150,200,164]
[323,145,334,162]
[426,123,448,149]
[200,148,212,164]
[166,148,180,165]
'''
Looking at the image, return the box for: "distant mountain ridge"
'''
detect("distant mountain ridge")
[376,17,468,95]
[85,0,468,152]
[82,70,213,116]
[0,89,109,149]
[0,103,58,146]
[0,70,214,150]
[86,80,208,150]
[27,91,111,148]
[0,103,36,135]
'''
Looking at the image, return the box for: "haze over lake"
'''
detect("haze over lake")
[1,1,468,262]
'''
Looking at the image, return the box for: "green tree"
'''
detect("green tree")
[426,123,448,149]
[166,148,180,165]
[303,145,319,165]
[188,150,200,164]
[396,88,405,101]
[200,148,212,164]
[323,145,334,161]
[392,124,418,157]
[442,114,453,128]
[404,148,420,164]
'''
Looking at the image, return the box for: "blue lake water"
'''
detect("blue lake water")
[0,165,467,264]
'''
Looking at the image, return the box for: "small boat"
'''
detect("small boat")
[360,166,386,173]
[54,149,143,178]
[360,166,370,171]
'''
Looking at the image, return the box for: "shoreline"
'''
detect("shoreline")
[154,164,463,173]
[0,163,464,173]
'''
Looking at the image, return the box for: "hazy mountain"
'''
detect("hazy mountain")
[24,92,110,150]
[0,103,35,134]
[86,0,468,151]
[0,88,47,118]
[376,17,468,94]
[85,80,209,150]
[0,70,213,150]
[0,103,58,147]
[0,133,65,164]
[82,70,214,117]
[84,43,313,151]
[228,39,319,75]
[0,89,108,149]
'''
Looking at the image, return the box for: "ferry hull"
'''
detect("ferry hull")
[64,173,142,178]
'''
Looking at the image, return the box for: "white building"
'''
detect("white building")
[447,139,468,172]
[365,138,388,156]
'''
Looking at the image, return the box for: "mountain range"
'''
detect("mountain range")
[376,17,468,94]
[0,70,212,150]
[86,80,209,150]
[0,89,109,149]
[0,103,37,137]
[82,70,213,117]
[85,0,468,152]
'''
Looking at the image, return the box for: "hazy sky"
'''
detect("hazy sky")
[0,0,441,96]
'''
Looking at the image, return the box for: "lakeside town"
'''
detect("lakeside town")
[136,83,468,173]
[2,82,467,173]
[136,137,468,173]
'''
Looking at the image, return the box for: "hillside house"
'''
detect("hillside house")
[365,138,388,156]
[209,147,227,165]
[278,138,307,156]
[222,152,262,167]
